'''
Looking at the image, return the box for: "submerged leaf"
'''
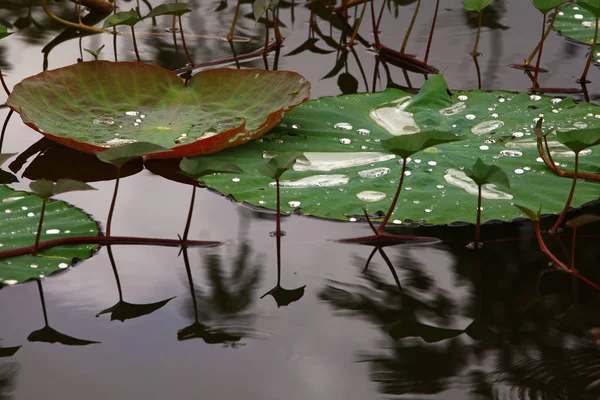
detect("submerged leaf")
[257,152,304,180]
[464,158,511,192]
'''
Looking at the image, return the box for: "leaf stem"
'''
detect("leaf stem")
[106,167,121,237]
[36,279,49,327]
[182,184,197,242]
[178,15,195,66]
[472,10,483,57]
[42,0,109,33]
[400,0,420,54]
[0,69,9,96]
[348,1,367,47]
[378,157,406,235]
[423,0,440,65]
[181,246,200,323]
[0,109,14,153]
[533,12,547,89]
[475,185,482,245]
[130,26,141,62]
[571,227,577,272]
[276,178,281,238]
[581,17,599,82]
[525,9,557,65]
[33,198,47,254]
[551,152,579,233]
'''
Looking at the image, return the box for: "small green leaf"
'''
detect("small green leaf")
[577,0,600,18]
[532,0,569,13]
[514,204,541,222]
[0,24,12,40]
[463,0,495,12]
[145,3,191,18]
[253,0,280,21]
[257,152,304,180]
[464,158,511,192]
[83,45,105,60]
[566,214,600,228]
[381,131,461,159]
[29,179,96,199]
[102,10,141,28]
[556,127,600,153]
[179,157,244,179]
[96,142,169,167]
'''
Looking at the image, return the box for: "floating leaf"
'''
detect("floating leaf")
[532,0,569,13]
[387,319,464,343]
[381,131,460,159]
[566,213,600,228]
[96,298,175,322]
[145,3,191,18]
[463,0,495,12]
[464,158,511,192]
[28,326,99,346]
[7,61,310,159]
[257,152,304,180]
[0,186,99,286]
[555,127,600,153]
[96,142,169,167]
[196,75,600,224]
[102,10,141,28]
[29,178,96,199]
[554,3,600,62]
[261,285,306,307]
[0,346,20,358]
[179,158,244,179]
[0,24,12,40]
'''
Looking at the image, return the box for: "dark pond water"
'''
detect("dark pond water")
[1,0,600,399]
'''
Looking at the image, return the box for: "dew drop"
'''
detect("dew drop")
[427,161,437,166]
[471,120,504,135]
[259,200,266,205]
[574,13,584,19]
[514,168,525,174]
[27,212,35,217]
[45,229,60,234]
[356,190,387,202]
[30,264,38,269]
[465,114,476,120]
[21,206,28,211]
[413,200,420,204]
[499,98,506,103]
[357,128,370,135]
[500,150,522,157]
[349,217,357,222]
[58,263,69,269]
[393,220,402,224]
[404,171,412,176]
[574,121,588,129]
[340,138,352,145]
[436,184,444,189]
[92,116,115,125]
[425,208,432,213]
[273,174,349,188]
[439,102,467,116]
[231,177,241,182]
[3,280,17,285]
[529,95,542,101]
[358,167,391,178]
[334,122,353,131]
[512,132,524,138]
[479,145,489,150]
[551,98,562,104]
[288,201,301,207]
[292,124,302,129]
[458,95,468,101]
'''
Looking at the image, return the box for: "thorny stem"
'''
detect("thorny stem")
[179,15,195,66]
[475,185,482,245]
[0,236,220,260]
[0,69,9,96]
[525,9,558,65]
[400,0,420,54]
[182,184,197,242]
[581,17,599,82]
[348,1,367,47]
[544,135,556,167]
[106,167,121,237]
[423,0,440,65]
[473,52,482,89]
[130,26,141,62]
[378,157,407,235]
[42,0,109,33]
[532,219,600,291]
[551,152,579,233]
[533,12,547,89]
[472,10,483,57]
[33,199,47,254]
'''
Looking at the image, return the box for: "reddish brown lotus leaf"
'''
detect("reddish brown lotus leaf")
[7,61,311,159]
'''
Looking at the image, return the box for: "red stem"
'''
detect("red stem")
[179,15,195,66]
[423,0,440,65]
[533,12,547,90]
[378,158,407,235]
[131,26,141,62]
[106,168,120,237]
[550,152,579,233]
[0,69,9,96]
[182,184,196,241]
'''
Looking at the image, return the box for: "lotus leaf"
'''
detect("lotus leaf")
[554,3,600,62]
[192,75,600,225]
[0,186,99,286]
[7,61,310,159]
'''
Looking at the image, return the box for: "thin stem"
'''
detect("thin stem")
[33,199,47,254]
[472,10,483,57]
[544,135,556,167]
[370,0,380,48]
[106,245,123,301]
[276,177,281,286]
[533,12,547,89]
[106,167,121,237]
[273,10,284,45]
[178,16,195,66]
[363,208,378,234]
[423,0,440,65]
[475,185,482,245]
[400,0,420,54]
[0,109,14,153]
[42,0,109,33]
[551,152,579,233]
[264,12,270,53]
[113,0,118,62]
[172,16,178,49]
[182,185,196,242]
[361,246,378,274]
[473,53,482,89]
[581,17,599,82]
[181,247,200,323]
[36,279,50,327]
[376,0,388,40]
[378,158,407,235]
[525,9,558,65]
[378,248,403,296]
[130,26,141,62]
[348,1,367,47]
[0,69,9,96]
[571,227,577,272]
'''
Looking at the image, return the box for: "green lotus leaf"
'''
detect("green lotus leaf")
[578,0,600,17]
[257,152,304,180]
[555,127,600,153]
[253,0,280,21]
[144,3,191,18]
[554,3,600,62]
[7,61,310,159]
[179,158,244,179]
[515,204,541,222]
[0,186,99,286]
[532,0,569,14]
[463,0,495,12]
[464,158,511,192]
[102,10,141,28]
[381,131,460,159]
[96,142,169,167]
[29,178,96,199]
[0,24,12,40]
[193,75,600,225]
